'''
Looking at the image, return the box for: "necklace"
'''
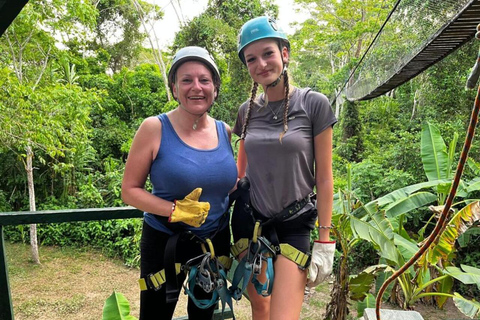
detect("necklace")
[267,101,284,120]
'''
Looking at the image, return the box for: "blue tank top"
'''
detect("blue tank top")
[144,113,237,238]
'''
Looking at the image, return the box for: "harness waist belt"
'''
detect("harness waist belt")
[260,193,313,227]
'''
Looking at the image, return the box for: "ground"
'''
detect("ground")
[4,242,473,320]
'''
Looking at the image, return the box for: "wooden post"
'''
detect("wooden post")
[0,225,14,320]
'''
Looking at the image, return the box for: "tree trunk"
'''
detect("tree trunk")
[26,145,40,264]
[131,0,172,102]
[325,240,349,320]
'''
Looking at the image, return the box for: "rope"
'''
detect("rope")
[331,0,403,106]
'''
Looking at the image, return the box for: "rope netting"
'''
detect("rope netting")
[343,0,475,101]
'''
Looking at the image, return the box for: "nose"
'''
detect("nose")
[192,78,202,90]
[258,57,267,68]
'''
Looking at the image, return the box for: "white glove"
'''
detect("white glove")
[306,241,336,288]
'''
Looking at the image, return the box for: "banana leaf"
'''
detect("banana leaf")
[102,291,137,320]
[393,234,418,261]
[384,192,437,218]
[350,214,400,264]
[427,201,480,265]
[435,275,454,309]
[356,293,376,317]
[443,264,480,289]
[372,179,449,208]
[452,292,480,318]
[421,122,448,182]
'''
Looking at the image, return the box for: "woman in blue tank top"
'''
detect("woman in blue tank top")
[122,47,237,320]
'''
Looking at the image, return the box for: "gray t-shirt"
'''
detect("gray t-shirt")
[233,87,337,219]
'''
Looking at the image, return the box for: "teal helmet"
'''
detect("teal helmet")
[237,16,290,65]
[168,46,221,96]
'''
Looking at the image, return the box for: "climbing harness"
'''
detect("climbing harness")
[229,221,277,300]
[182,237,235,317]
[229,187,316,300]
[138,231,234,319]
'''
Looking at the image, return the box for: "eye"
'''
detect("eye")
[246,57,256,64]
[264,51,274,58]
[200,78,212,84]
[181,78,192,83]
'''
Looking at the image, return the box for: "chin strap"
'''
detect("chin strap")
[266,65,287,89]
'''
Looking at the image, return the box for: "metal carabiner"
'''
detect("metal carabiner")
[252,254,263,275]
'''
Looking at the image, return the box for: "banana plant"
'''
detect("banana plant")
[346,122,480,317]
[324,163,366,320]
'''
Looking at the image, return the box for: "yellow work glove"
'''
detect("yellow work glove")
[169,188,210,228]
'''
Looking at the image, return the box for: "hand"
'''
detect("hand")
[169,188,210,228]
[306,241,336,288]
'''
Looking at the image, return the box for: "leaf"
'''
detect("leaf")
[427,201,480,265]
[421,122,449,181]
[349,264,395,301]
[452,292,480,318]
[350,214,400,264]
[435,275,454,309]
[356,293,376,317]
[102,291,138,320]
[373,179,449,208]
[393,234,418,261]
[443,265,480,289]
[384,192,437,218]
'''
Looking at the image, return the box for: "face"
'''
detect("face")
[172,61,217,114]
[243,39,289,86]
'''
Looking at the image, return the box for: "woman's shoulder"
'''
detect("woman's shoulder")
[296,87,329,105]
[137,116,162,136]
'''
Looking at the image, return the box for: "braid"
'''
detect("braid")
[279,72,290,143]
[240,82,258,140]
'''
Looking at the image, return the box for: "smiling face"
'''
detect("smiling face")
[172,61,217,115]
[243,38,289,86]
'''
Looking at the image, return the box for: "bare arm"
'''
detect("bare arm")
[121,117,173,217]
[236,139,247,179]
[314,127,334,242]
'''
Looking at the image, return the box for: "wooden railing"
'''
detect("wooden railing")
[0,207,235,320]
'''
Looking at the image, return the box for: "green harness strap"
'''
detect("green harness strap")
[138,255,232,291]
[231,238,310,268]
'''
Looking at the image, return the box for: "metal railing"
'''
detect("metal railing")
[0,207,235,320]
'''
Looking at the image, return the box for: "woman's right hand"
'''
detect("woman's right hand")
[169,188,210,227]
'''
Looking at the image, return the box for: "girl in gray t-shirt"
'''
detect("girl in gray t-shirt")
[232,16,337,320]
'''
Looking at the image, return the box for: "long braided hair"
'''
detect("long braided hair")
[240,61,291,143]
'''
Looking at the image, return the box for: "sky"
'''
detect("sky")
[149,0,309,46]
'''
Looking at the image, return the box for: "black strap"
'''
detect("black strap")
[165,232,182,303]
[260,193,313,228]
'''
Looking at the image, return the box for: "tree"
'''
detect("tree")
[0,0,98,263]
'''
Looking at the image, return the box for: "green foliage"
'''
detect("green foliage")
[102,291,138,320]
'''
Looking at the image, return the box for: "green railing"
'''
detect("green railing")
[0,207,235,320]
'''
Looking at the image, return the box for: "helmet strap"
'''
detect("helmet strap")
[266,64,287,89]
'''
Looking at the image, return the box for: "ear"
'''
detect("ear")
[282,46,289,64]
[172,84,178,99]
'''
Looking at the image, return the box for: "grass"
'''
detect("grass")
[5,242,473,320]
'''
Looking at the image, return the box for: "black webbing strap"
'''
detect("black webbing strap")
[165,232,182,303]
[259,193,313,228]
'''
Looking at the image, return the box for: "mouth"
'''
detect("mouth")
[188,96,206,101]
[258,70,271,77]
